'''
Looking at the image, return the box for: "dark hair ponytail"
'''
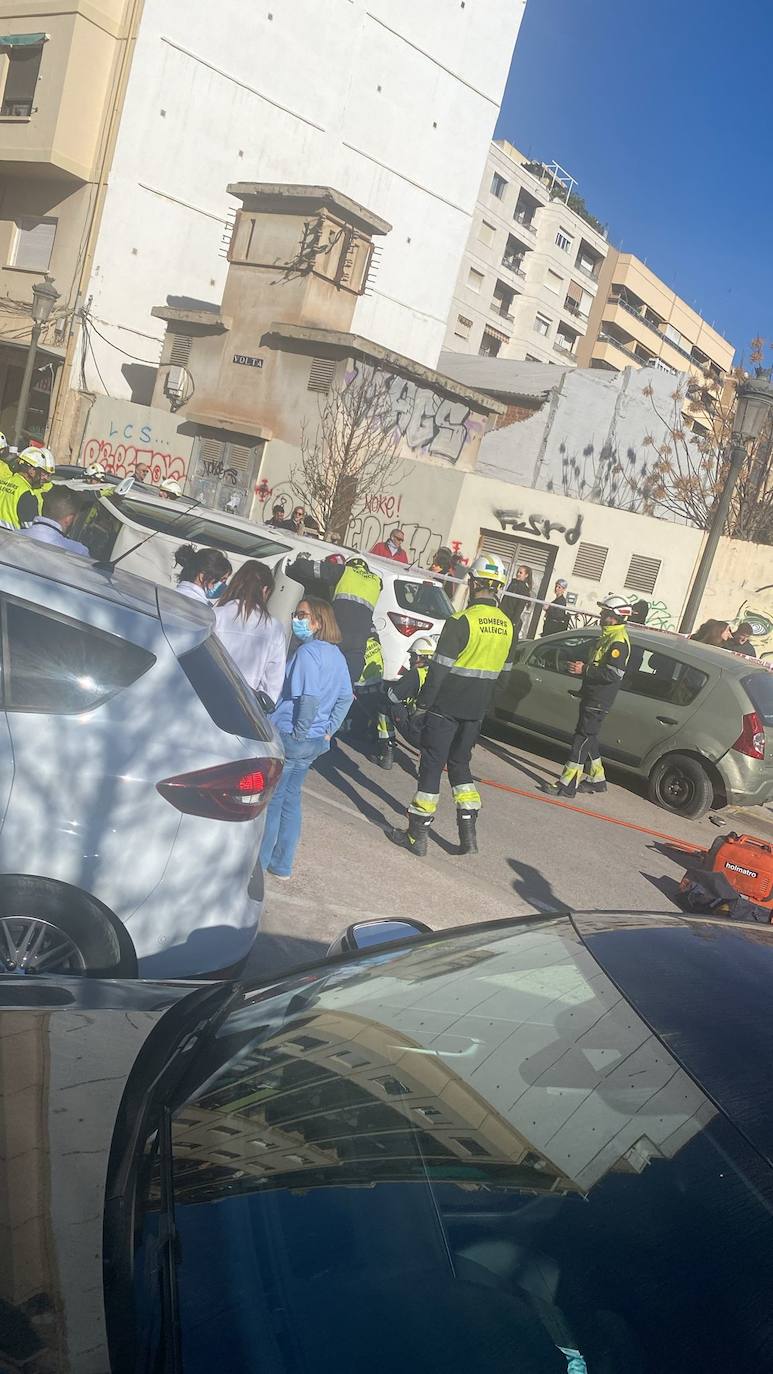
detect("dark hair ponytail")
[174,543,232,585]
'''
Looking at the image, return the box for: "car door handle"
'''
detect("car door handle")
[657,715,678,726]
[568,689,582,699]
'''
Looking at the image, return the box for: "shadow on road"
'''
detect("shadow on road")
[478,735,553,788]
[315,746,459,855]
[507,858,569,915]
[242,928,328,983]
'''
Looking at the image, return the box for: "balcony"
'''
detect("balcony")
[554,336,575,356]
[575,261,599,282]
[501,254,526,278]
[513,210,536,234]
[563,298,588,322]
[491,302,514,323]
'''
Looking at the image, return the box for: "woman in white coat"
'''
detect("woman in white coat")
[214,560,286,706]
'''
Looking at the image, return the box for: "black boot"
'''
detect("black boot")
[387,812,431,856]
[375,741,394,770]
[457,810,478,855]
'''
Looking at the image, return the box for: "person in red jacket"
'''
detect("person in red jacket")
[370,528,409,562]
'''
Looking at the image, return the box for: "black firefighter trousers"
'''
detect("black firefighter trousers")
[408,711,482,818]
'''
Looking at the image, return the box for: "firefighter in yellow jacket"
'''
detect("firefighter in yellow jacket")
[0,445,55,529]
[389,555,514,857]
[549,593,633,798]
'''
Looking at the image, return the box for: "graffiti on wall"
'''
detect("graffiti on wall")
[644,600,675,632]
[261,482,443,566]
[735,584,773,661]
[344,362,483,465]
[82,414,189,484]
[496,507,583,546]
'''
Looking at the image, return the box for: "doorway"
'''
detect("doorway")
[477,529,557,638]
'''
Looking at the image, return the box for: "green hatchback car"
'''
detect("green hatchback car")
[488,626,773,819]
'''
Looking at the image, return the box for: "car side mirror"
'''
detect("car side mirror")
[114,476,135,496]
[327,917,432,957]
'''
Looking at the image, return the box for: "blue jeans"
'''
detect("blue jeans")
[259,734,329,877]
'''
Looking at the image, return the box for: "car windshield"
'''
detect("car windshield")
[394,578,454,619]
[108,496,292,559]
[742,670,773,726]
[127,917,773,1373]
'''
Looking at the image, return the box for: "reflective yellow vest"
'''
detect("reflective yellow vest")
[0,463,33,529]
[334,564,382,611]
[359,634,384,683]
[438,603,513,680]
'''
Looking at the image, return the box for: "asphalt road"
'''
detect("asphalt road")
[245,723,731,982]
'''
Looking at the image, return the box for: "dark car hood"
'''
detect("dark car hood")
[0,978,200,1374]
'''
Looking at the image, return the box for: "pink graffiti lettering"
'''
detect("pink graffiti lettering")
[82,437,188,485]
[363,492,403,518]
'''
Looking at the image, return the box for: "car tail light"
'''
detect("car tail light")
[387,612,434,638]
[157,757,283,820]
[732,711,766,761]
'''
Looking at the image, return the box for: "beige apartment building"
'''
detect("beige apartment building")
[0,1,138,443]
[443,139,609,366]
[577,248,735,389]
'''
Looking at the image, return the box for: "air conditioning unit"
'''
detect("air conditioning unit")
[165,365,187,399]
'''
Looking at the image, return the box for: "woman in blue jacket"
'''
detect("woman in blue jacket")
[260,597,353,880]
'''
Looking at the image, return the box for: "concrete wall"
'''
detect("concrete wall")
[80,394,194,482]
[79,0,527,395]
[697,537,773,660]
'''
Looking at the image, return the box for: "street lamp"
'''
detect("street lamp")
[14,274,60,448]
[678,371,773,634]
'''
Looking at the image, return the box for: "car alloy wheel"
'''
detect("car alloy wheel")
[0,914,87,975]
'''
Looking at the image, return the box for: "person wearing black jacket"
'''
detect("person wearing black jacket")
[541,579,570,637]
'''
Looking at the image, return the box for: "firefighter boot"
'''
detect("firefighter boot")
[579,758,607,795]
[374,741,394,771]
[457,810,479,855]
[387,812,431,857]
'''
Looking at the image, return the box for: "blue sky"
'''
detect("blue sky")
[496,0,770,366]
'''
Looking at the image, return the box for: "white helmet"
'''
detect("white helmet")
[468,553,507,587]
[159,478,183,497]
[598,593,634,620]
[84,461,107,479]
[410,636,437,659]
[18,445,55,474]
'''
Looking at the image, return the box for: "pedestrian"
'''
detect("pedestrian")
[286,551,383,684]
[214,560,286,704]
[369,528,409,563]
[260,597,353,879]
[388,555,513,857]
[541,579,570,637]
[22,487,89,556]
[174,544,232,604]
[629,599,649,626]
[158,478,183,500]
[505,564,533,640]
[267,499,287,529]
[374,635,436,770]
[548,594,633,799]
[691,619,732,647]
[0,445,55,529]
[728,621,757,658]
[284,503,321,537]
[430,546,453,575]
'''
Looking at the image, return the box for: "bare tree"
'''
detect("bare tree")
[289,365,406,538]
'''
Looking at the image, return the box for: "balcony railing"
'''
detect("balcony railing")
[491,302,514,322]
[575,261,599,281]
[1,99,33,117]
[514,210,536,233]
[563,298,588,321]
[608,294,699,364]
[554,334,576,355]
[501,256,526,278]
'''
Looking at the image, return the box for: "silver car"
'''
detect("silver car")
[0,533,283,978]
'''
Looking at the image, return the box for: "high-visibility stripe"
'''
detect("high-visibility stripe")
[586,758,606,781]
[376,714,391,740]
[408,791,439,816]
[435,653,456,667]
[452,784,481,810]
[335,592,374,609]
[447,665,501,679]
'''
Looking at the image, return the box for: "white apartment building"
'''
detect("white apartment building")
[443,139,609,366]
[70,0,527,409]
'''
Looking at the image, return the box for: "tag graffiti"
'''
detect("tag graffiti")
[496,507,583,545]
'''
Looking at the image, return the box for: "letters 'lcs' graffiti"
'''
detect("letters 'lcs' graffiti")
[345,362,481,465]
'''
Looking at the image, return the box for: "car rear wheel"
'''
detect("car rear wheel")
[648,754,715,820]
[0,877,137,977]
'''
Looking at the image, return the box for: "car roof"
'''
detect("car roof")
[107,488,436,582]
[0,528,211,634]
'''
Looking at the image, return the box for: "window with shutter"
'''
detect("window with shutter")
[572,542,608,581]
[1,43,43,117]
[307,358,336,393]
[198,437,225,471]
[10,218,56,271]
[169,333,192,368]
[624,553,661,596]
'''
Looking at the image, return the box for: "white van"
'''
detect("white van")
[71,488,455,679]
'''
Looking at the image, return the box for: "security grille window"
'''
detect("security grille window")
[2,599,155,713]
[169,333,192,368]
[307,357,336,393]
[573,541,609,581]
[555,229,573,253]
[454,315,473,340]
[534,313,551,337]
[624,553,661,596]
[10,217,56,271]
[0,39,44,116]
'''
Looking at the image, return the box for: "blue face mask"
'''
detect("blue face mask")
[292,616,314,641]
[206,580,226,601]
